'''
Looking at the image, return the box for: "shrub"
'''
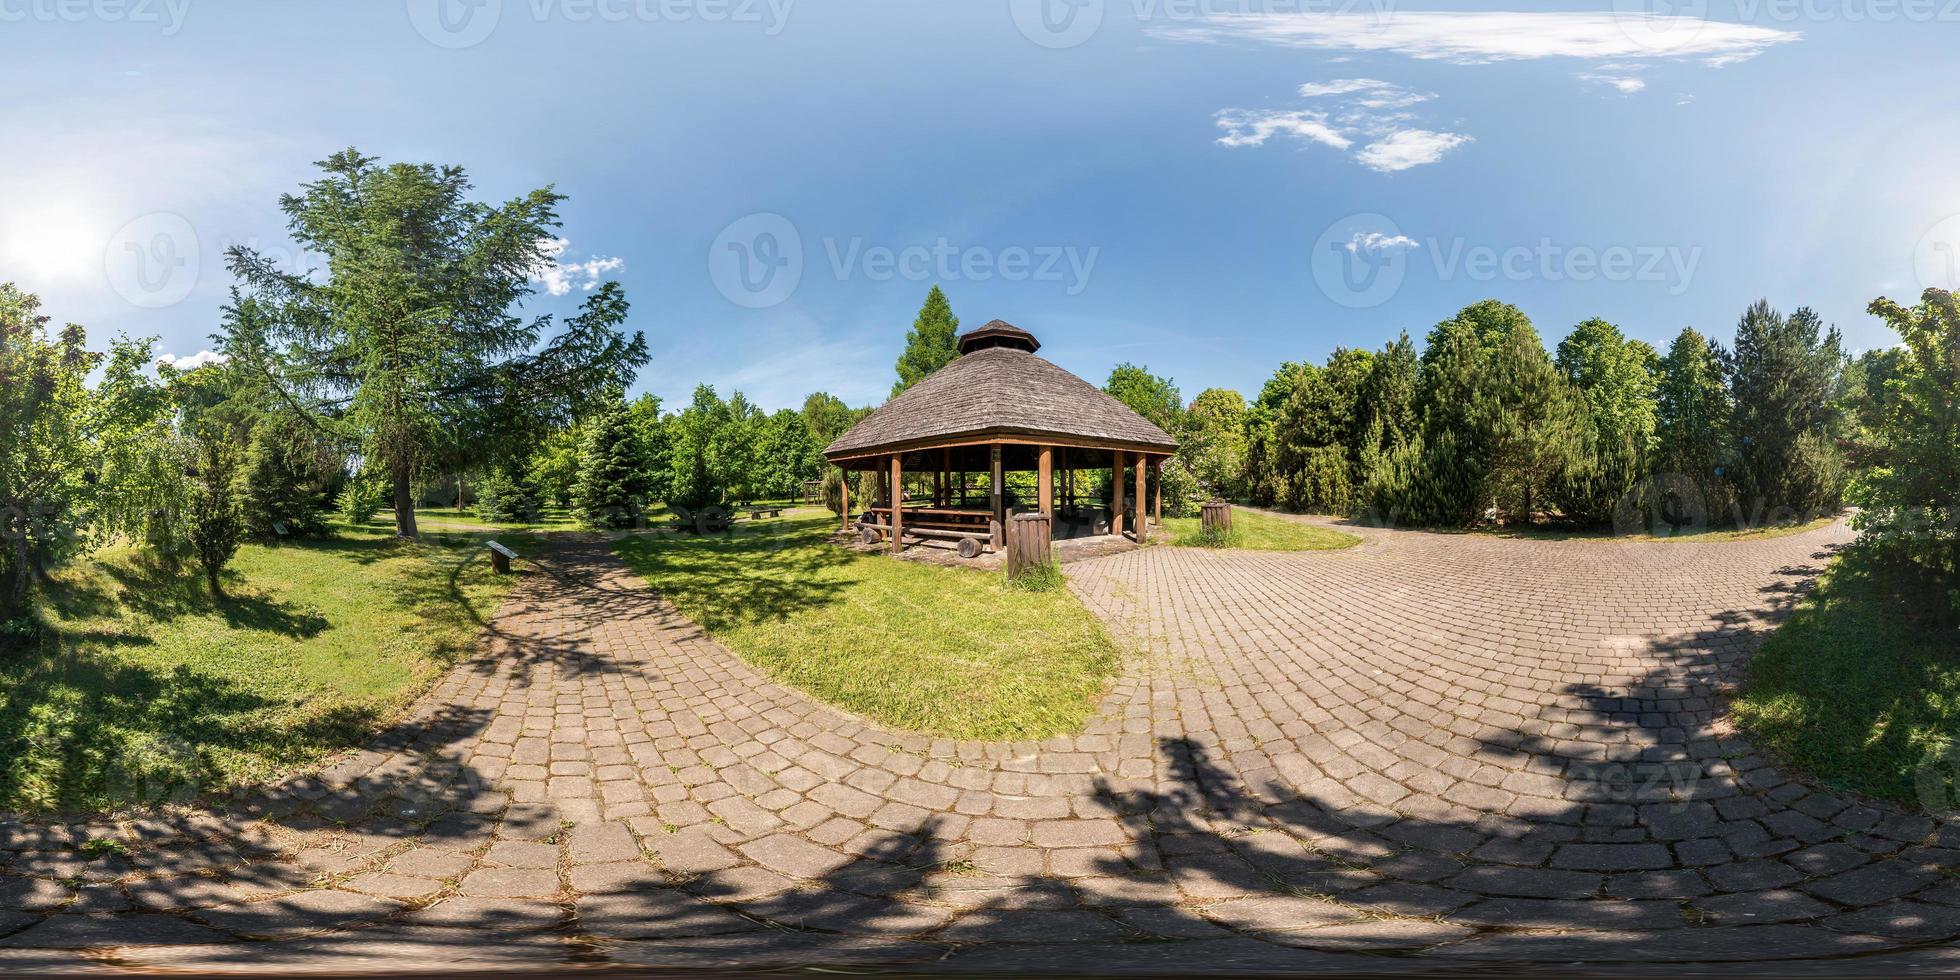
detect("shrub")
[475,468,540,523]
[188,434,245,597]
[239,424,329,539]
[336,476,386,525]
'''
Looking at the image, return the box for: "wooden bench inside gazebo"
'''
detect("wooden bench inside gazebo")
[824,320,1179,559]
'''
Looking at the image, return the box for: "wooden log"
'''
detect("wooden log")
[1038,446,1053,517]
[1153,457,1163,527]
[1005,511,1053,580]
[890,454,904,554]
[956,536,982,559]
[989,445,1004,548]
[1112,450,1126,539]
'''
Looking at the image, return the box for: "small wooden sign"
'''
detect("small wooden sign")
[486,540,516,574]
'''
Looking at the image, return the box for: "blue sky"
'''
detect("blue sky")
[4,1,1957,411]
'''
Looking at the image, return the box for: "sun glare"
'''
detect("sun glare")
[0,201,108,285]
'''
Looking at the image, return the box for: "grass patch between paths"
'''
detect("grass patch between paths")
[1161,508,1362,552]
[614,512,1119,741]
[1732,546,1960,806]
[0,522,527,814]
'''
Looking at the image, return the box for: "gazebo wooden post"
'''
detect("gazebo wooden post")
[1112,450,1126,539]
[1134,454,1149,544]
[890,454,904,554]
[940,448,950,506]
[1153,456,1163,527]
[990,444,1004,549]
[1037,446,1054,516]
[840,465,850,531]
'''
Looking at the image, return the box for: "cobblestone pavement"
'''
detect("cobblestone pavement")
[3,517,1958,975]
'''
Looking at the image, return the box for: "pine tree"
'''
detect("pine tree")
[239,421,328,538]
[476,466,540,523]
[1654,328,1733,525]
[892,286,961,398]
[188,432,245,597]
[572,397,647,529]
[1554,318,1659,525]
[1475,311,1581,524]
[1726,301,1845,519]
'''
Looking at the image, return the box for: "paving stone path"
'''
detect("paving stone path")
[3,517,1958,975]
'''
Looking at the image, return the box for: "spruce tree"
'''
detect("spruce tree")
[1654,328,1733,523]
[239,422,328,538]
[572,398,647,529]
[892,286,961,398]
[1553,318,1659,525]
[188,432,245,597]
[1726,301,1845,518]
[1476,313,1582,524]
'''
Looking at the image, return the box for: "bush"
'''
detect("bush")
[188,434,244,597]
[336,477,386,526]
[475,468,540,523]
[1157,455,1201,518]
[1278,446,1354,515]
[239,424,328,539]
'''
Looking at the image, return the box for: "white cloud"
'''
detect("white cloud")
[1355,130,1476,173]
[1347,232,1419,254]
[1297,78,1392,97]
[1152,11,1798,67]
[1214,109,1351,150]
[1580,72,1648,94]
[156,350,226,371]
[530,237,626,296]
[1218,77,1467,172]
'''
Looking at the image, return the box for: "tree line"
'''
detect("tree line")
[3,146,1955,627]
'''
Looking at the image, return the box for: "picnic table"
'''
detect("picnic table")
[858,506,998,558]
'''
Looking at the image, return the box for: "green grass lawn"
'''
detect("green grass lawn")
[1732,547,1960,805]
[0,522,527,814]
[614,513,1119,741]
[414,505,582,531]
[1161,508,1362,551]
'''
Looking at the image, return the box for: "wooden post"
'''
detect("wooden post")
[1112,450,1126,539]
[1153,457,1163,527]
[880,459,891,508]
[1134,453,1148,544]
[840,466,850,531]
[1037,446,1053,517]
[989,444,1004,549]
[890,455,904,554]
[1005,511,1053,580]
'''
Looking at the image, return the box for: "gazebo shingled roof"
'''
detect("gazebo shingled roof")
[823,320,1178,462]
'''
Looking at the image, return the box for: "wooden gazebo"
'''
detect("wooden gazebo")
[823,320,1179,556]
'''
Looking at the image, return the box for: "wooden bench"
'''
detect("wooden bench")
[857,511,995,559]
[748,507,784,520]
